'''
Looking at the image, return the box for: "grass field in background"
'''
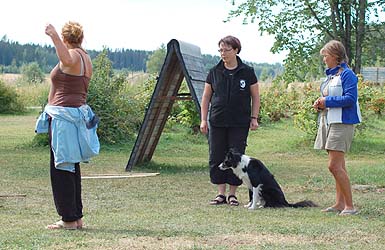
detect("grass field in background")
[0,110,384,250]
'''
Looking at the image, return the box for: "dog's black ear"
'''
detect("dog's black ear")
[228,148,237,156]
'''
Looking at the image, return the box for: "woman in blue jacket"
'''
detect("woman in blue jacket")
[313,40,361,216]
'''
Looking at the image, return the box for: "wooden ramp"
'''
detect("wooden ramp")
[126,39,206,171]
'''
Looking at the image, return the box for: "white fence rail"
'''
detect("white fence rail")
[362,67,385,84]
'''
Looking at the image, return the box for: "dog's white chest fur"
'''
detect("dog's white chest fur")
[232,155,265,209]
[232,155,252,189]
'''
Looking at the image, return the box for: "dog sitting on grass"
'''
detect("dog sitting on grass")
[219,150,317,209]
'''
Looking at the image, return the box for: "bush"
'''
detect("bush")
[87,49,151,144]
[31,133,49,147]
[259,81,299,124]
[292,83,320,138]
[15,82,49,108]
[0,80,26,114]
[169,99,200,133]
[20,62,45,84]
[292,76,385,138]
[165,81,200,133]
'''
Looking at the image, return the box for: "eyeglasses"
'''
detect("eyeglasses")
[218,48,233,53]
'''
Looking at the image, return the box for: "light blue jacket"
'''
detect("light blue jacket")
[321,63,362,125]
[35,105,100,172]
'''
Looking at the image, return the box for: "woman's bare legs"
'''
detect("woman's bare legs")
[328,150,354,211]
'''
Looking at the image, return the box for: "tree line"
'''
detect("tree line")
[0,36,283,81]
[0,35,149,73]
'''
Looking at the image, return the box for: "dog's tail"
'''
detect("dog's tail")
[289,200,318,208]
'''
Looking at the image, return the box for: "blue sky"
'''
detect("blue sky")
[1,0,287,63]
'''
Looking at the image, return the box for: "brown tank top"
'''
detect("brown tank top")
[49,49,90,107]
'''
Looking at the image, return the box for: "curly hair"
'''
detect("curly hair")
[61,21,84,46]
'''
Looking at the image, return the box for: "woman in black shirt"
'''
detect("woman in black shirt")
[200,35,260,206]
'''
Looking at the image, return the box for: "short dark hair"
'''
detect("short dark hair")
[218,35,241,54]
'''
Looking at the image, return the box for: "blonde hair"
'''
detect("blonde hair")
[320,40,348,64]
[61,21,84,46]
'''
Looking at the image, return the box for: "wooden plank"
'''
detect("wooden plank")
[82,173,160,179]
[0,194,27,198]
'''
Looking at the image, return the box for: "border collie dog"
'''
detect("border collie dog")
[219,150,317,209]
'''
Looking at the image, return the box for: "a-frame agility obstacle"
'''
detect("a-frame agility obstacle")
[126,39,206,171]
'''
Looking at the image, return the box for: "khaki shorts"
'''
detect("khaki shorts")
[314,121,355,153]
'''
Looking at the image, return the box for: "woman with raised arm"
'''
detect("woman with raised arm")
[36,21,99,229]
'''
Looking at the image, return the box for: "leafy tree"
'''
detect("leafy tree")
[146,44,166,74]
[227,0,385,82]
[202,54,221,73]
[20,62,45,84]
[259,67,272,82]
[362,23,385,66]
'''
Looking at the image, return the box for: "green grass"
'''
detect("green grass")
[1,111,385,250]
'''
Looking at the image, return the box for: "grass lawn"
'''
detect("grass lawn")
[0,110,384,250]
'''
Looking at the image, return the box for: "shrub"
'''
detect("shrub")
[169,99,200,133]
[20,62,45,84]
[358,77,385,117]
[15,82,49,108]
[165,81,201,133]
[292,83,319,138]
[292,76,384,138]
[87,49,151,144]
[0,80,26,114]
[31,133,49,147]
[259,81,295,124]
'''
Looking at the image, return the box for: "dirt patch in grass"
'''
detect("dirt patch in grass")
[95,233,327,249]
[90,230,380,250]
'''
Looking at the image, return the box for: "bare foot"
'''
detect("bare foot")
[46,220,78,230]
[76,218,84,229]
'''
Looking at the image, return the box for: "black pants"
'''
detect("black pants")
[49,119,83,222]
[209,126,249,186]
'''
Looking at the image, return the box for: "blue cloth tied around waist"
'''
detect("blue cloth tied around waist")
[35,104,100,172]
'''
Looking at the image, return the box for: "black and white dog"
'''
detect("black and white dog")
[219,150,317,209]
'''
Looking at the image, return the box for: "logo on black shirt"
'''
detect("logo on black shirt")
[240,80,246,90]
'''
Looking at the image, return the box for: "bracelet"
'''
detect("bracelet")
[250,116,258,119]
